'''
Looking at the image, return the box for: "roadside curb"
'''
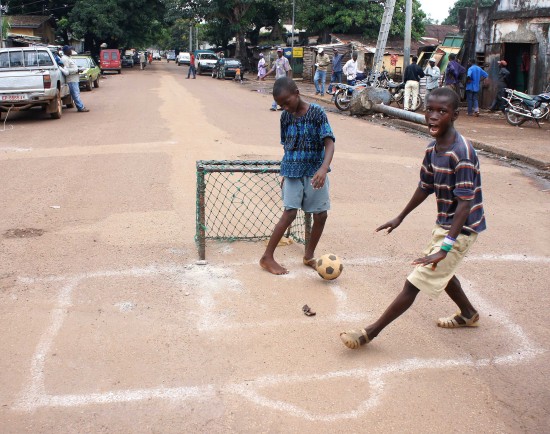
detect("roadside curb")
[302,91,549,172]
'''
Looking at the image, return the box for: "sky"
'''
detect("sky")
[418,0,457,23]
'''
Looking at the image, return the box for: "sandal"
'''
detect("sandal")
[302,304,316,316]
[437,311,479,328]
[340,329,370,349]
[303,257,317,269]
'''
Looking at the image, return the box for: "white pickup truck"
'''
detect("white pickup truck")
[0,47,73,120]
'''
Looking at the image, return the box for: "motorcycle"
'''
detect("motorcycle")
[503,88,550,127]
[332,80,369,111]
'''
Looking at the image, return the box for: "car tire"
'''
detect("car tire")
[50,90,62,119]
[117,69,121,74]
[197,66,202,75]
[86,78,93,91]
[93,77,100,88]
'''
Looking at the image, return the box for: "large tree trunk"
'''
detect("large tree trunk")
[235,29,246,61]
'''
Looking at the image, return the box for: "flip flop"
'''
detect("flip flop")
[437,311,479,328]
[303,257,317,269]
[340,329,370,349]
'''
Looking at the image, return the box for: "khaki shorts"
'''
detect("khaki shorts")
[407,226,478,298]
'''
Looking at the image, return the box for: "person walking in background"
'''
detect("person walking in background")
[444,53,465,95]
[187,52,196,79]
[490,60,511,112]
[521,51,530,92]
[465,58,488,116]
[313,47,331,97]
[327,48,345,95]
[342,52,358,85]
[139,51,146,70]
[217,52,226,80]
[59,45,89,113]
[257,53,267,81]
[148,52,153,65]
[262,47,292,111]
[423,57,440,110]
[403,55,424,111]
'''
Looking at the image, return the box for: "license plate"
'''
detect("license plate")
[2,94,28,101]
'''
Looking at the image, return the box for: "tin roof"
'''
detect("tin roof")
[7,15,52,29]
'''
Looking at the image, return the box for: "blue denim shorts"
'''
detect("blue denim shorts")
[281,176,330,213]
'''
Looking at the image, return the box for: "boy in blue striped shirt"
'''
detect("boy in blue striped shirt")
[341,87,486,349]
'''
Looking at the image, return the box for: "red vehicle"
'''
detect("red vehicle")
[99,49,121,74]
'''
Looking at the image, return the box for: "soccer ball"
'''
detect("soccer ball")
[316,254,343,280]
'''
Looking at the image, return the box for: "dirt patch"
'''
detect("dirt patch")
[3,228,45,238]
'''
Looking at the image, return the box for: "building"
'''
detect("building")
[465,0,550,106]
[4,15,56,46]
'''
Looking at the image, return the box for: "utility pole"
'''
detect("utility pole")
[291,0,296,71]
[195,27,198,51]
[403,0,412,70]
[0,2,7,49]
[189,25,193,52]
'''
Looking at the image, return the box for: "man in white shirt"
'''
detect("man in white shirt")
[262,47,292,111]
[423,57,440,109]
[342,52,358,85]
[60,45,89,113]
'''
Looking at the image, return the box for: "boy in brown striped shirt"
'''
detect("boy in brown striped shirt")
[341,87,486,349]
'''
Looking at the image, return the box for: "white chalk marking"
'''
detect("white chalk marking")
[0,146,32,152]
[115,301,136,312]
[467,254,550,263]
[13,261,546,418]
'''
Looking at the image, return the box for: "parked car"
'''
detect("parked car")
[166,50,176,62]
[121,54,134,68]
[176,52,190,66]
[195,52,218,75]
[73,55,101,91]
[152,51,161,60]
[99,49,121,74]
[0,47,72,120]
[212,58,242,79]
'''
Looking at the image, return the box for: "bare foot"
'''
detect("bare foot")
[303,257,317,269]
[260,256,289,275]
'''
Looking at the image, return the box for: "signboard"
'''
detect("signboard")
[283,47,293,58]
[292,47,304,58]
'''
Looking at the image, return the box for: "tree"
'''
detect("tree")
[296,0,426,43]
[442,0,495,25]
[68,0,165,53]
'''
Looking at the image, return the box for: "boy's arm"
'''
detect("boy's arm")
[311,137,334,189]
[376,187,430,233]
[411,197,472,269]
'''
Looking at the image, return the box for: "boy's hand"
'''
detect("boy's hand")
[375,217,403,234]
[412,250,447,270]
[311,167,328,189]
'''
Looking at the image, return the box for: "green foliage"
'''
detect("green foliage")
[442,0,495,25]
[295,0,425,41]
[68,0,166,49]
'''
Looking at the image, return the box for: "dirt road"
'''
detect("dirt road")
[1,62,549,433]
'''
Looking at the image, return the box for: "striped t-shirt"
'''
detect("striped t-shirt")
[419,133,486,233]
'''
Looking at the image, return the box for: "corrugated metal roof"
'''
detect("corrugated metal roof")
[7,15,51,29]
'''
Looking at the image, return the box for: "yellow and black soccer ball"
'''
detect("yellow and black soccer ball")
[316,254,343,280]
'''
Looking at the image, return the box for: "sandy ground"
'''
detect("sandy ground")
[0,62,549,433]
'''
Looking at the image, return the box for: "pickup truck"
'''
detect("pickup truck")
[0,47,73,120]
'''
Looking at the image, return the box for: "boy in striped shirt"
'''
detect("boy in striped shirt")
[341,87,486,349]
